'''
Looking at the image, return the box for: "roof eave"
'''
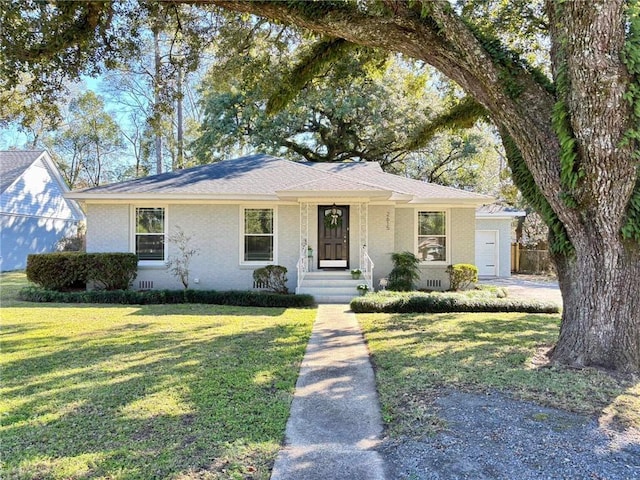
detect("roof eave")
[476,212,526,218]
[408,196,495,206]
[64,192,281,202]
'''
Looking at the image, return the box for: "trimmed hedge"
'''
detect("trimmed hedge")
[26,252,87,291]
[18,287,315,308]
[26,253,138,291]
[87,253,138,290]
[350,291,560,314]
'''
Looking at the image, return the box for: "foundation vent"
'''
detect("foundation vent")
[253,280,268,289]
[138,280,154,290]
[424,279,442,288]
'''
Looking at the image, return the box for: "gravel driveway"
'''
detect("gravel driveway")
[478,274,562,305]
[379,390,639,480]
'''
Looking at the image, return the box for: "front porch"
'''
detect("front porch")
[296,270,367,303]
[295,202,376,297]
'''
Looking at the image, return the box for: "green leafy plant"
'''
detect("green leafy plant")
[388,251,421,291]
[351,268,362,279]
[446,263,479,291]
[356,283,369,295]
[253,265,289,294]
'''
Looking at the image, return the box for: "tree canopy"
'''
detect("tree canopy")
[45,90,124,188]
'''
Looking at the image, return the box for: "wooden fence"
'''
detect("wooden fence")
[511,244,553,273]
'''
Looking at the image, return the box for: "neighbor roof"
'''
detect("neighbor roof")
[66,154,493,204]
[0,150,46,193]
[476,204,526,218]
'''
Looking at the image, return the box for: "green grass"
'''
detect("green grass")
[359,312,639,437]
[0,272,316,479]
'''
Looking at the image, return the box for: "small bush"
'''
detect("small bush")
[388,251,421,291]
[446,263,478,291]
[253,265,288,294]
[18,287,315,308]
[88,253,138,290]
[350,291,560,314]
[26,253,89,290]
[26,253,138,291]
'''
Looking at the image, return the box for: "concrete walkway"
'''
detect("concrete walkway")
[270,304,387,480]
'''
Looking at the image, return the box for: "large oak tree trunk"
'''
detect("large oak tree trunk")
[553,238,640,371]
[546,0,640,372]
[211,0,640,372]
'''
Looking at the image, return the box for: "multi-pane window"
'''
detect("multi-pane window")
[243,208,274,262]
[135,207,165,261]
[418,211,446,262]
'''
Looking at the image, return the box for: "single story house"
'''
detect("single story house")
[66,154,496,301]
[475,204,525,277]
[1,150,85,271]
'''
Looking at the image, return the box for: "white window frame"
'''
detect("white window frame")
[415,209,450,265]
[131,205,168,266]
[240,206,278,265]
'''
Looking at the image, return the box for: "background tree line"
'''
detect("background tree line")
[1,3,513,205]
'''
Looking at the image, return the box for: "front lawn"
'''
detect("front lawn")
[359,312,639,437]
[0,272,316,479]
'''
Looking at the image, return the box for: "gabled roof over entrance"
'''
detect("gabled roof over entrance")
[66,154,493,205]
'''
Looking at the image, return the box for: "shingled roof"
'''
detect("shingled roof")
[67,154,492,204]
[306,161,492,201]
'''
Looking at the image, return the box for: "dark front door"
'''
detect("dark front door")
[318,205,349,268]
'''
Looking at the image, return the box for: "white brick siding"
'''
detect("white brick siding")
[277,205,301,291]
[389,206,477,290]
[450,208,476,264]
[86,203,302,291]
[84,201,479,292]
[86,204,130,253]
[368,205,395,288]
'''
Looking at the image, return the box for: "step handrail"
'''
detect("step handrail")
[361,246,374,290]
[296,245,309,291]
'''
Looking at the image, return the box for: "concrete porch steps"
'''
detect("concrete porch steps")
[297,271,365,304]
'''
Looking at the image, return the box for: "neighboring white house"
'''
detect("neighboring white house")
[66,154,496,300]
[475,204,526,277]
[0,150,85,272]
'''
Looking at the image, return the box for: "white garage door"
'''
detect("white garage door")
[475,230,498,277]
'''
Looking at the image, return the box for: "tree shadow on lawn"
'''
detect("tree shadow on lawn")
[362,312,636,428]
[0,321,49,337]
[1,318,313,479]
[4,301,291,317]
[128,303,290,317]
[365,313,560,348]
